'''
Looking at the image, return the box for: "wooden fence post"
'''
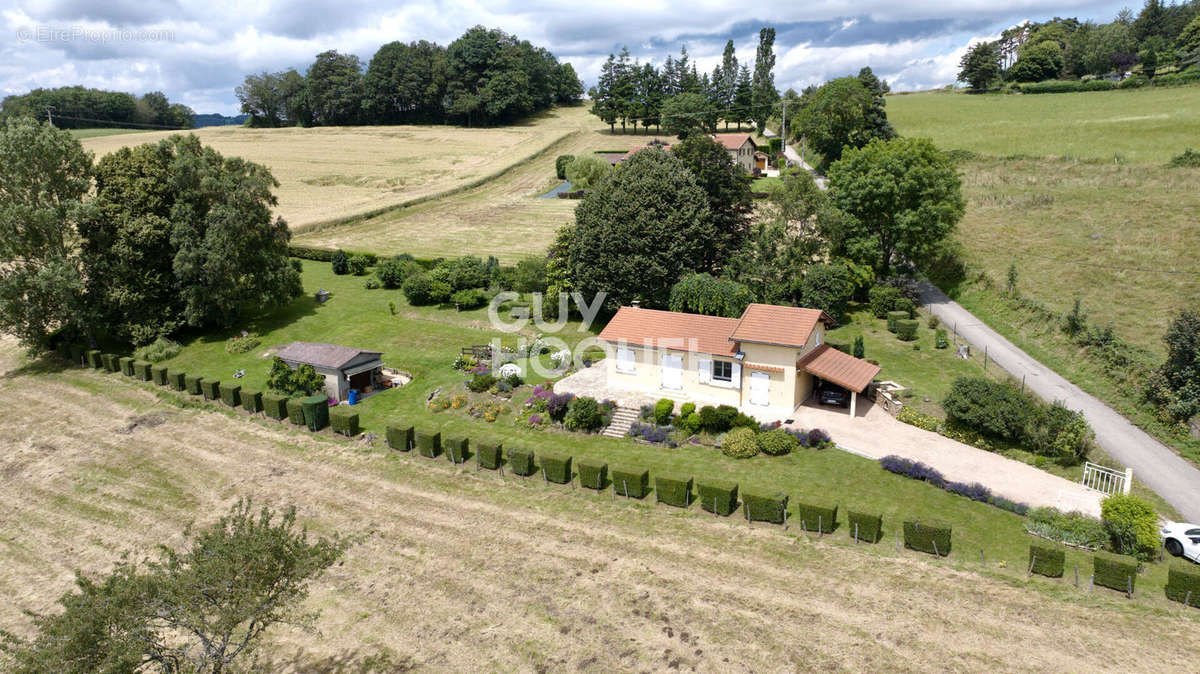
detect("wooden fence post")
[980,549,985,566]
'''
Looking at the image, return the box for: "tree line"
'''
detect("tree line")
[588,27,779,135]
[0,86,195,129]
[236,25,584,128]
[0,118,302,352]
[958,0,1200,89]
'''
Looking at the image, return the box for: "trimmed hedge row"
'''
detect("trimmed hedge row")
[169,371,186,390]
[1166,564,1200,607]
[848,511,882,543]
[201,379,220,401]
[477,441,502,469]
[86,350,103,369]
[102,353,119,372]
[151,365,168,386]
[133,360,152,381]
[185,375,202,395]
[540,454,572,483]
[655,474,692,507]
[331,407,359,436]
[416,431,441,458]
[119,356,134,376]
[301,394,328,431]
[1029,543,1065,578]
[445,436,469,464]
[263,393,288,420]
[698,481,738,516]
[1094,553,1137,594]
[286,398,305,425]
[508,449,535,476]
[903,519,951,556]
[241,389,263,414]
[743,491,788,524]
[387,424,414,451]
[794,502,837,533]
[611,467,649,498]
[578,460,607,489]
[219,383,241,408]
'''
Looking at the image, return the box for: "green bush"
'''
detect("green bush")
[347,254,369,275]
[847,511,882,543]
[68,344,84,365]
[679,402,696,418]
[300,394,329,431]
[415,431,442,458]
[185,375,202,395]
[942,377,1033,442]
[1166,564,1200,607]
[131,360,151,381]
[895,319,919,341]
[286,398,305,426]
[756,428,796,456]
[119,356,134,377]
[262,393,288,420]
[1093,553,1138,594]
[151,365,168,386]
[133,336,181,362]
[386,425,414,451]
[1101,494,1159,560]
[508,449,535,476]
[897,406,940,432]
[564,396,605,432]
[868,285,905,318]
[886,311,909,333]
[555,154,574,180]
[934,328,949,349]
[86,350,103,369]
[477,441,502,469]
[101,353,119,371]
[219,383,241,407]
[331,249,349,275]
[742,491,788,524]
[169,371,186,391]
[653,398,675,425]
[903,519,951,556]
[1118,74,1148,89]
[721,427,759,459]
[578,460,607,489]
[330,407,359,437]
[200,379,219,400]
[698,481,738,516]
[540,454,572,483]
[655,474,693,507]
[450,288,487,309]
[403,273,452,306]
[794,502,837,533]
[1028,544,1065,578]
[445,437,469,464]
[611,467,649,498]
[679,412,702,435]
[240,389,263,414]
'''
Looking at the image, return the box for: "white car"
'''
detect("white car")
[1161,522,1200,563]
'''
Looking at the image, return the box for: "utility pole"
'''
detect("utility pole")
[46,106,55,127]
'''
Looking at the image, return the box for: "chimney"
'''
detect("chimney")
[631,300,641,308]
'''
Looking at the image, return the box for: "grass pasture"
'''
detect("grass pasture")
[888,87,1200,163]
[66,127,151,140]
[81,106,595,232]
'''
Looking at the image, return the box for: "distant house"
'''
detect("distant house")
[712,133,758,173]
[614,139,671,164]
[597,303,881,419]
[276,341,384,402]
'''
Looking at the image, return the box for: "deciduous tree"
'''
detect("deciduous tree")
[670,134,753,271]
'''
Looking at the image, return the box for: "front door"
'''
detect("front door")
[662,354,683,390]
[750,371,769,406]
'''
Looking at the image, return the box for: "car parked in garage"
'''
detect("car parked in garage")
[817,385,848,408]
[1161,522,1200,563]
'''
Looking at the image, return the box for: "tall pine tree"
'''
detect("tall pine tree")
[752,27,779,134]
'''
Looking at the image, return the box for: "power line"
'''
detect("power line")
[47,113,188,130]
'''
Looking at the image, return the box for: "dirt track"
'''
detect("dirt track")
[1,367,1198,671]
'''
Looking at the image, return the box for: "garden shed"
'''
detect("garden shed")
[275,341,384,403]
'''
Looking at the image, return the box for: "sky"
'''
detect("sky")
[0,0,1133,116]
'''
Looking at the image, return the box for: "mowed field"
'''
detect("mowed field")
[2,357,1199,670]
[888,86,1200,163]
[80,106,593,231]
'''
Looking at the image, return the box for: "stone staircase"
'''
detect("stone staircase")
[603,406,641,439]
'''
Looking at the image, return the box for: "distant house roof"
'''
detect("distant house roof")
[728,304,833,348]
[712,133,757,151]
[797,344,881,393]
[276,342,382,370]
[597,307,740,357]
[620,143,671,162]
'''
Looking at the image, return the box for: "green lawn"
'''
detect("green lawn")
[67,127,151,140]
[888,86,1200,163]
[751,176,781,191]
[139,259,1189,595]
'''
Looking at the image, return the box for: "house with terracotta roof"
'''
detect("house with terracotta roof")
[597,303,881,420]
[711,133,758,173]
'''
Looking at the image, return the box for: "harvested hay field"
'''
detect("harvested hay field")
[2,364,1198,671]
[80,106,593,231]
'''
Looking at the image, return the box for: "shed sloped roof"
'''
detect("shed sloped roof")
[597,307,739,357]
[796,344,881,393]
[276,342,382,370]
[712,133,756,151]
[729,304,832,348]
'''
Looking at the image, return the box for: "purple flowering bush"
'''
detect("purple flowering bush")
[880,455,1030,515]
[628,422,677,447]
[547,392,575,422]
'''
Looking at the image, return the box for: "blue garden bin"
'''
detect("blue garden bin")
[348,389,359,406]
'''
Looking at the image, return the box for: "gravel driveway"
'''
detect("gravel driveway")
[788,400,1102,516]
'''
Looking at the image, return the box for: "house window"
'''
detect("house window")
[616,347,636,374]
[712,360,733,382]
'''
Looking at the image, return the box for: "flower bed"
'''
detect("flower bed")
[880,455,1030,516]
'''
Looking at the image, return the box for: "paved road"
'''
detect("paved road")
[920,283,1200,522]
[762,127,826,187]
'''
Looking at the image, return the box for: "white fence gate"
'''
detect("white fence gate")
[1081,462,1132,496]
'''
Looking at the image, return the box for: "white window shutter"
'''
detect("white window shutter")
[698,358,711,384]
[730,363,742,388]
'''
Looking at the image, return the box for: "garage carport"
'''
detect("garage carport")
[796,344,881,418]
